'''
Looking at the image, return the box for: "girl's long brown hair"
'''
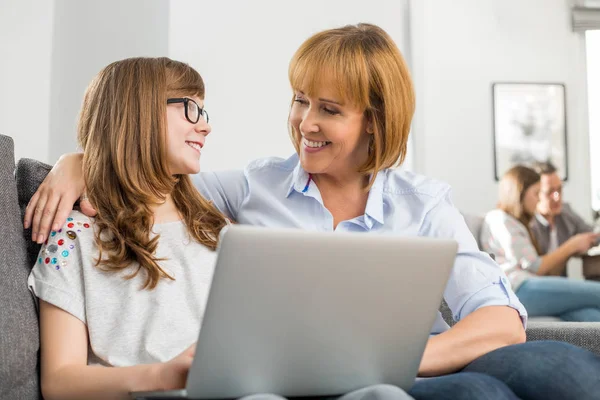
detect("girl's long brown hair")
[78,57,227,289]
[498,165,541,254]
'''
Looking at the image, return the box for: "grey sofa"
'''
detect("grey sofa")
[1,134,600,399]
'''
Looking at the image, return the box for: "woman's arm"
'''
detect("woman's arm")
[39,300,193,400]
[535,242,574,276]
[24,153,90,244]
[418,305,525,376]
[536,232,600,276]
[418,198,527,377]
[24,152,248,242]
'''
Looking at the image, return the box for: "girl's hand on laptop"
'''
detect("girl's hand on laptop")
[154,343,197,391]
[24,152,96,244]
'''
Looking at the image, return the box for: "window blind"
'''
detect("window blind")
[573,7,600,31]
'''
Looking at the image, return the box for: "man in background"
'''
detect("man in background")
[530,162,598,276]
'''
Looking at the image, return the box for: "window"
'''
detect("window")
[586,30,600,211]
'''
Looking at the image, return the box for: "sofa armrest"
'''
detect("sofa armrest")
[15,158,52,268]
[526,321,600,356]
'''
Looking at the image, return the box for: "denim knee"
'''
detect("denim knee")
[463,341,600,400]
[409,372,518,400]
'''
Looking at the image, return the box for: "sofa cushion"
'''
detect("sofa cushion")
[0,136,41,399]
[462,212,485,249]
[16,158,52,268]
[527,321,600,356]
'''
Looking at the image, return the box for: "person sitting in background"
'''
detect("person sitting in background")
[530,161,597,268]
[481,165,600,321]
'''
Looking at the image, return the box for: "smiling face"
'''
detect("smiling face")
[286,24,415,188]
[538,172,563,217]
[165,96,211,175]
[288,83,372,179]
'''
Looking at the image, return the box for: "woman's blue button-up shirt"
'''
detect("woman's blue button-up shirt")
[193,154,527,334]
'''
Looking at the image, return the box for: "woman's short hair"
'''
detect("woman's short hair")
[288,23,415,186]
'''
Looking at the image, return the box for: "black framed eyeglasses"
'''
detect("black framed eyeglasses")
[166,97,209,124]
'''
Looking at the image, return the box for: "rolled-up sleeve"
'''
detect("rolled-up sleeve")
[419,188,528,328]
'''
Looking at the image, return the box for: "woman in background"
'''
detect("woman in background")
[481,164,600,321]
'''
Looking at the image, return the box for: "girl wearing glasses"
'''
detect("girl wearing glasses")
[27,57,228,399]
[25,25,600,400]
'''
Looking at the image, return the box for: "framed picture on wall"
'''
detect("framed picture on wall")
[491,82,568,181]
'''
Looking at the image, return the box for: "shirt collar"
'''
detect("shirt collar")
[286,158,386,226]
[363,171,385,226]
[535,212,551,227]
[286,160,311,197]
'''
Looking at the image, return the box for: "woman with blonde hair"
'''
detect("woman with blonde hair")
[26,25,600,399]
[481,165,600,321]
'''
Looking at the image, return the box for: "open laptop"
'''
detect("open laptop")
[132,225,458,399]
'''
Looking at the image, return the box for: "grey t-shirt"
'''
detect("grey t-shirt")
[28,210,217,366]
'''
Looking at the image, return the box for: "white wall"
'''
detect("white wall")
[48,0,169,164]
[168,0,410,171]
[410,0,592,218]
[2,0,594,220]
[0,0,54,163]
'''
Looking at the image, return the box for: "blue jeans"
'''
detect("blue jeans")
[409,373,517,400]
[409,341,600,400]
[516,276,600,321]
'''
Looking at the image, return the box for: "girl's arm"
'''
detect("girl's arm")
[39,300,193,400]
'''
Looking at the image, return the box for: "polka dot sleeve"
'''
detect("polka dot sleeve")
[27,211,94,324]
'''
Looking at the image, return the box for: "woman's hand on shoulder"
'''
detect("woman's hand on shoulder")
[24,153,96,244]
